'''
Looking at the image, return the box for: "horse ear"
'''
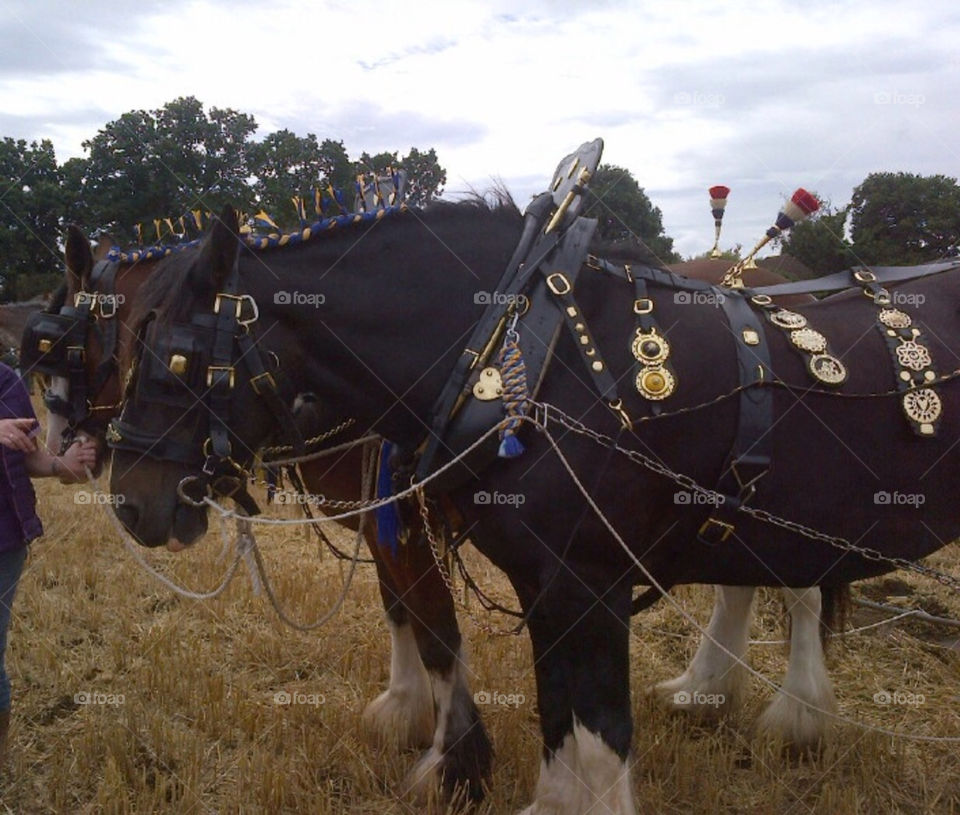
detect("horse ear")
[199,205,243,290]
[64,225,93,293]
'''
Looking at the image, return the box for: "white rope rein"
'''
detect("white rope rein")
[86,439,378,624]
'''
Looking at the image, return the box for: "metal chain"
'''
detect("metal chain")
[259,417,357,460]
[416,487,523,637]
[533,402,960,593]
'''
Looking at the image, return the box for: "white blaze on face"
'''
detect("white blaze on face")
[45,376,70,451]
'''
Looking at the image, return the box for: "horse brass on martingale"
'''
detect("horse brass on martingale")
[631,327,677,399]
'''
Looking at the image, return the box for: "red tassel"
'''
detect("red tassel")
[708,185,730,200]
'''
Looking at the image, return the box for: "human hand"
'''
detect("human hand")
[0,418,39,453]
[56,439,98,483]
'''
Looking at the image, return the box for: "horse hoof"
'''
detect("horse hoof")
[756,687,835,752]
[362,687,435,750]
[648,672,743,718]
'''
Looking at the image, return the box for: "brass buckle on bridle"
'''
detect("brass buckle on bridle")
[214,292,260,326]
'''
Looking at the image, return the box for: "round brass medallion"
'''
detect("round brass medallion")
[770,310,807,330]
[878,308,912,329]
[631,329,669,364]
[808,354,847,386]
[902,388,942,424]
[789,328,827,353]
[895,341,932,372]
[636,365,676,400]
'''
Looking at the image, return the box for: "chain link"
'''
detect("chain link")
[534,402,960,592]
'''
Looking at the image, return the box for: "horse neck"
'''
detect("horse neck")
[242,211,521,445]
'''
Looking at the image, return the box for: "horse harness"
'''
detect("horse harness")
[21,260,123,447]
[412,140,960,556]
[104,254,307,516]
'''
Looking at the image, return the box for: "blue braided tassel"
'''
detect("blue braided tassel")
[376,440,401,557]
[497,338,528,458]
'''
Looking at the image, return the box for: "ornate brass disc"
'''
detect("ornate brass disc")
[636,365,676,400]
[902,387,942,424]
[770,310,807,330]
[631,329,670,365]
[878,308,912,329]
[808,353,847,386]
[895,340,932,372]
[789,328,827,354]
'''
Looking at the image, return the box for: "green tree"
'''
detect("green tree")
[69,96,257,242]
[357,147,446,207]
[250,130,333,227]
[849,172,960,264]
[0,137,64,301]
[582,164,679,263]
[778,199,856,273]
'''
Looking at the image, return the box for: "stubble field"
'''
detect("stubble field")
[1,412,959,814]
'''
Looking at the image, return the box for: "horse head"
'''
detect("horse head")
[108,206,312,547]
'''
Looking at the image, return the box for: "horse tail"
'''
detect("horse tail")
[819,584,850,650]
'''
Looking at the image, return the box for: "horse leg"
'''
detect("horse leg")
[756,587,835,750]
[402,533,493,803]
[361,538,435,750]
[652,585,754,715]
[520,577,636,815]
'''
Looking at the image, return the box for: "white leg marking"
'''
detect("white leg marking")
[757,587,835,748]
[519,719,636,815]
[361,619,434,748]
[653,585,754,714]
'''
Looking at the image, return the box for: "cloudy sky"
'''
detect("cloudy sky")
[2,0,958,259]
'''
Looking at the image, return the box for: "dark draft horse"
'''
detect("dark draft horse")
[103,200,960,813]
[34,221,846,804]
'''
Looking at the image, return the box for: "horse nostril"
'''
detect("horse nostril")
[114,502,139,533]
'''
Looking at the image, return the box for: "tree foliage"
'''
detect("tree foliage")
[0,138,64,300]
[778,198,856,274]
[583,165,679,263]
[848,172,960,265]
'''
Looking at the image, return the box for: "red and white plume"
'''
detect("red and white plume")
[708,185,731,224]
[769,188,820,236]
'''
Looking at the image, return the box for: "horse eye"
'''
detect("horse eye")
[168,354,189,376]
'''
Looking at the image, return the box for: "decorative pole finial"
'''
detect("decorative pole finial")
[721,188,819,287]
[708,185,730,259]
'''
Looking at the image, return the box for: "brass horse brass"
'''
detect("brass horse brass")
[473,366,503,401]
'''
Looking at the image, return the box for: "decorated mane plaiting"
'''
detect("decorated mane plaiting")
[104,172,408,264]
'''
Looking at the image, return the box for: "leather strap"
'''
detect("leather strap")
[698,290,772,545]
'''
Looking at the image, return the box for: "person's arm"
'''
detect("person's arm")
[24,439,97,483]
